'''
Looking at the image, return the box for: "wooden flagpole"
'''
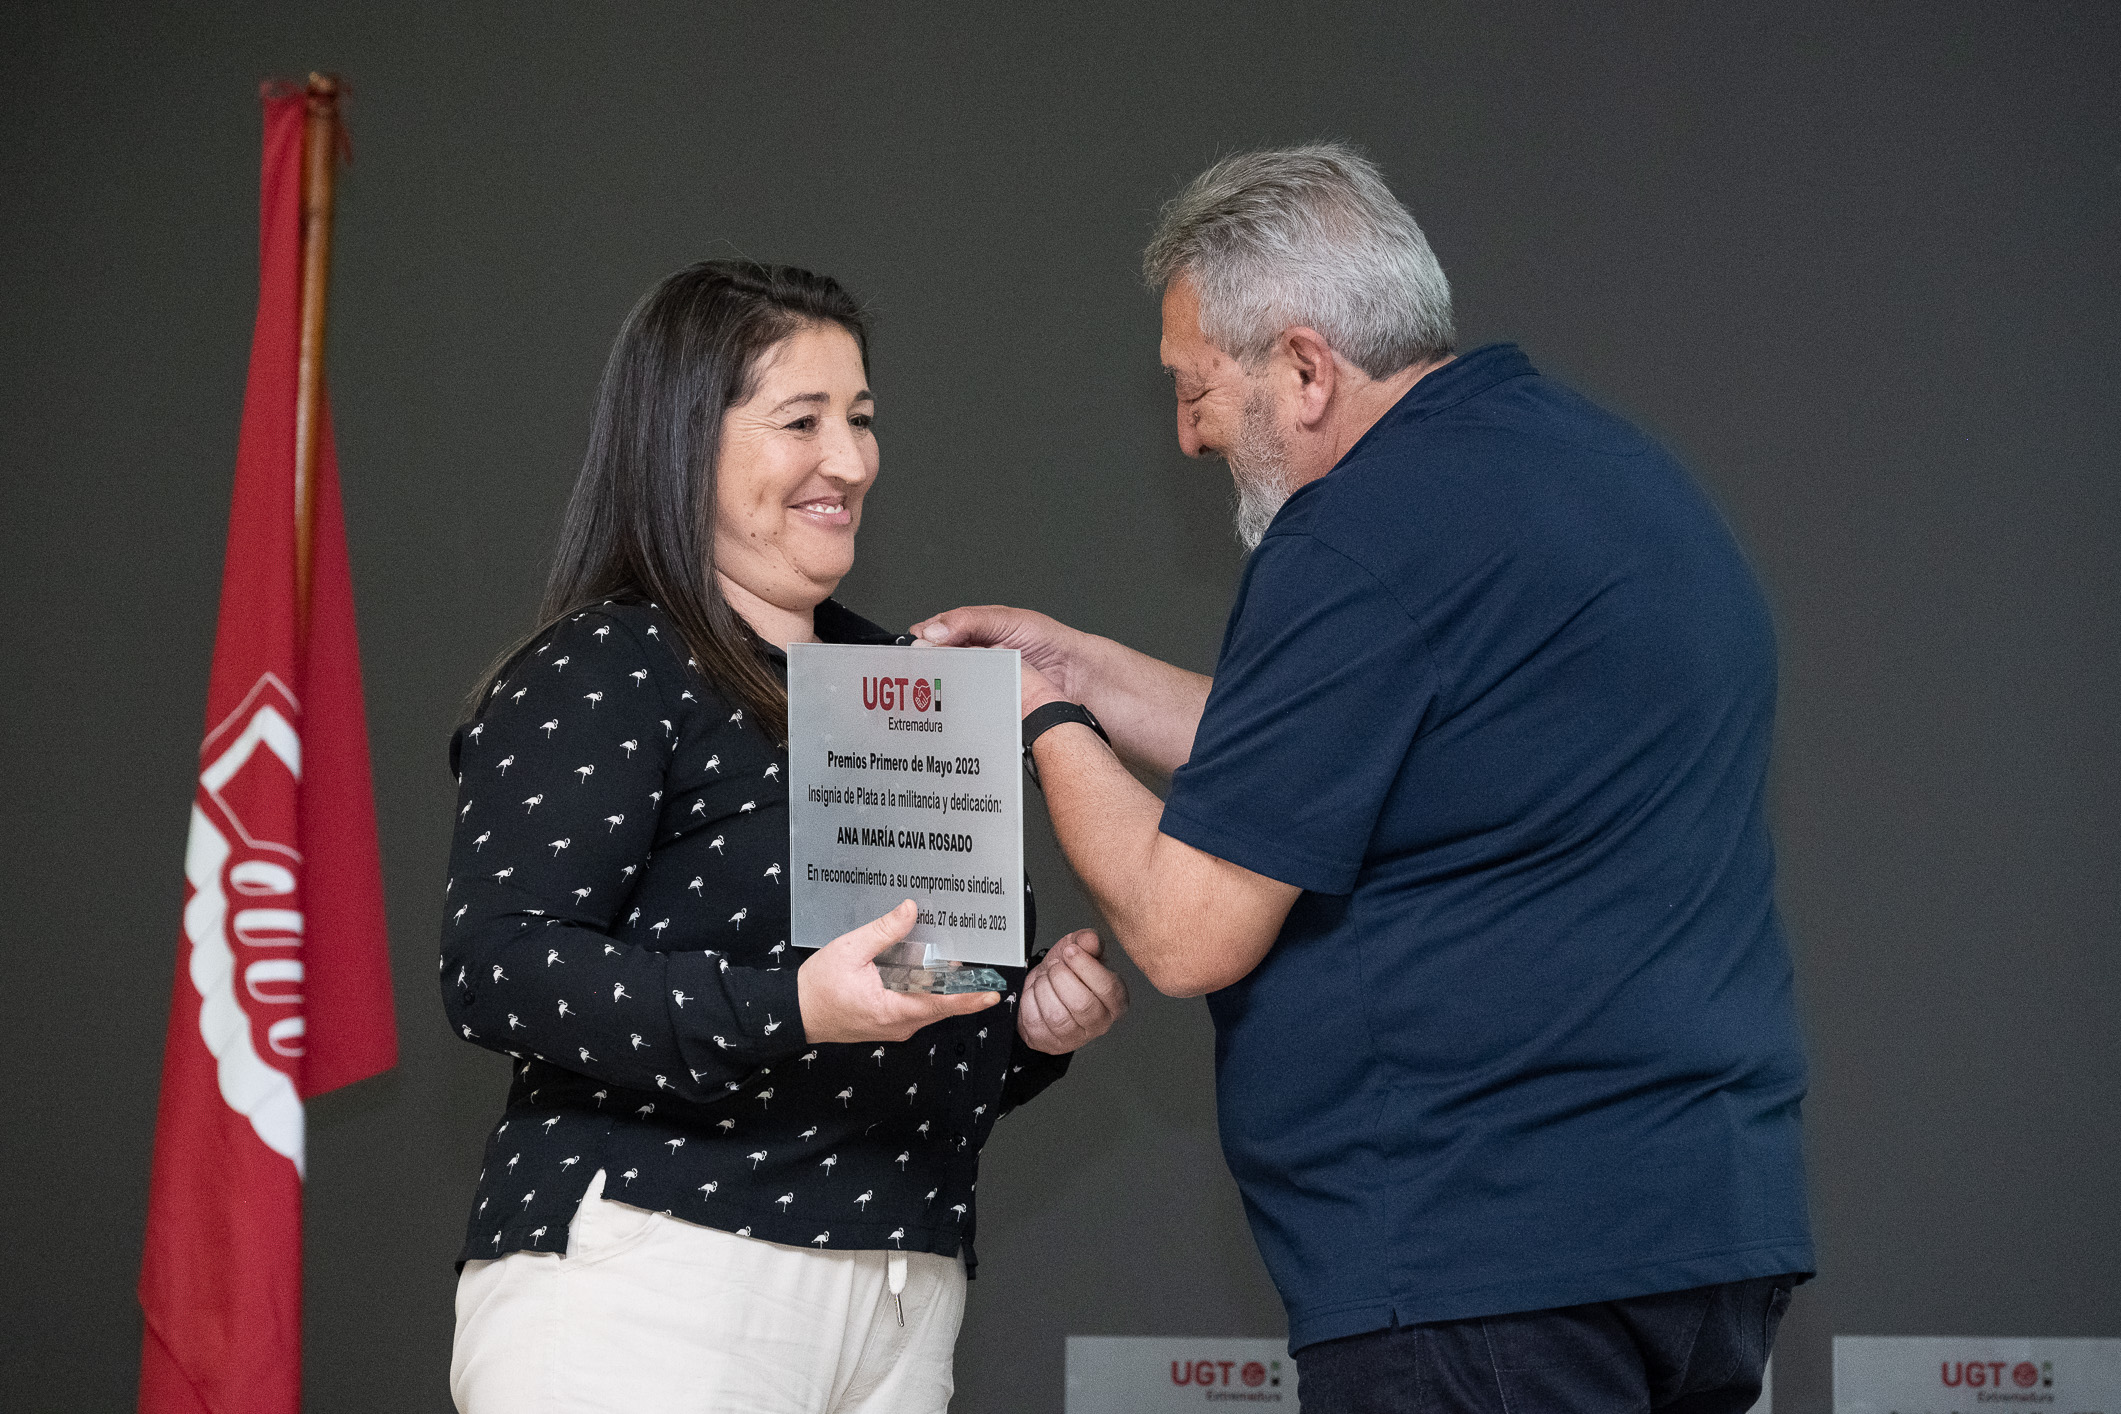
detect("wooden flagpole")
[293,72,343,642]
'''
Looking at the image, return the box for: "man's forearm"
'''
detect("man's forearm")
[1031,722,1166,945]
[1028,722,1296,997]
[1060,632,1211,777]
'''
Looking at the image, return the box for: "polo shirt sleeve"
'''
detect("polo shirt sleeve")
[1160,530,1436,895]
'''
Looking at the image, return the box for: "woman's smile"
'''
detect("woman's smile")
[787,493,852,528]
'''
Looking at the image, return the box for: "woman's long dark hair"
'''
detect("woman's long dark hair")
[475,260,870,743]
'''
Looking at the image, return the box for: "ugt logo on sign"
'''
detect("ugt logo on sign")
[1941,1361,2047,1389]
[862,675,940,713]
[1173,1359,1277,1388]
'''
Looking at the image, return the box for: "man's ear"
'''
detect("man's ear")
[1281,326,1338,429]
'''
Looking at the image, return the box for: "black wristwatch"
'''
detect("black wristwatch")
[1021,701,1111,789]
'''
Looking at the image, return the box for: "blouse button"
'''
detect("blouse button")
[955,1043,968,1057]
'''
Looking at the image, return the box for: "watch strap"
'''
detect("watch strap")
[1021,701,1110,787]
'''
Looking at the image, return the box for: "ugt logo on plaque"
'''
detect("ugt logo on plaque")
[787,644,1024,989]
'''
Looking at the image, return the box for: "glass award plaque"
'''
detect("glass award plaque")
[786,643,1024,993]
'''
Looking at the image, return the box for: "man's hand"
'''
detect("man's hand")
[1019,657,1067,718]
[912,605,1212,777]
[796,900,999,1043]
[1017,929,1130,1054]
[913,605,1094,702]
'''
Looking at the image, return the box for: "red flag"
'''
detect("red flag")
[138,87,397,1414]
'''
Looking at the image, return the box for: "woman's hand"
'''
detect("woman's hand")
[796,900,999,1044]
[1018,929,1130,1054]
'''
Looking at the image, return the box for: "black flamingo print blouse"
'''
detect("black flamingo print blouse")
[441,598,1067,1270]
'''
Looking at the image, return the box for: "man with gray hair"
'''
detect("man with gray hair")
[917,144,1812,1413]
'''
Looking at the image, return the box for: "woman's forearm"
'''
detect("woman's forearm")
[442,913,801,1102]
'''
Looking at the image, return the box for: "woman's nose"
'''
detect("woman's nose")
[819,425,874,483]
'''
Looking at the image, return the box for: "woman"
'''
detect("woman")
[442,260,1128,1413]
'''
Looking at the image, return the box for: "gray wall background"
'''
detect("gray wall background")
[3,2,2115,1409]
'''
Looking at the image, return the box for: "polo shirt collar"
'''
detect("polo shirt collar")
[1340,342,1538,463]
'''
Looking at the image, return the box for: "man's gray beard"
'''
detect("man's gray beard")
[1227,391,1295,552]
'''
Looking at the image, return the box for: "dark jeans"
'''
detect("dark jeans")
[1294,1275,1800,1414]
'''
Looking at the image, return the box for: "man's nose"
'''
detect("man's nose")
[1174,403,1205,459]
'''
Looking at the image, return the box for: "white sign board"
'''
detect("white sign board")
[1837,1338,2121,1414]
[1060,1336,1765,1412]
[1066,1336,1295,1412]
[786,643,1024,967]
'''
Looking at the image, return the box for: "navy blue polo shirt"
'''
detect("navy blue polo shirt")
[1161,344,1813,1351]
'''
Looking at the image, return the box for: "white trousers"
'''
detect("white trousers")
[451,1170,967,1414]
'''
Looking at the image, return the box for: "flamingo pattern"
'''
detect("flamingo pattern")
[442,600,1068,1271]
